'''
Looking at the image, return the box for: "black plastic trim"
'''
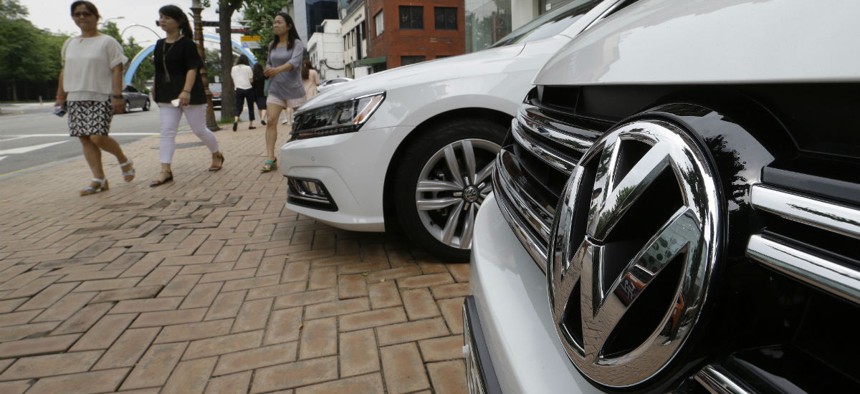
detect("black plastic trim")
[762,167,860,208]
[463,296,503,394]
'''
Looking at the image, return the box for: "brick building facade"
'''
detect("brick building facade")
[365,0,466,69]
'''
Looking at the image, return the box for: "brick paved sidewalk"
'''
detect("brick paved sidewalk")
[0,124,469,393]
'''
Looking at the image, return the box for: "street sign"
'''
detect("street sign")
[201,20,219,27]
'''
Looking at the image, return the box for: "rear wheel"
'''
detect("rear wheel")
[392,118,506,261]
[123,101,130,113]
[143,99,150,111]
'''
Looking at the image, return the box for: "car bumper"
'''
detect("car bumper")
[468,193,601,393]
[279,125,412,232]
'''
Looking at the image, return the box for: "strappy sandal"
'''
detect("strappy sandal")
[260,158,277,173]
[209,152,225,172]
[120,160,135,182]
[149,171,174,187]
[80,178,109,196]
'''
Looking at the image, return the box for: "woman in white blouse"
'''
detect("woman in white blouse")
[231,54,256,131]
[54,0,136,196]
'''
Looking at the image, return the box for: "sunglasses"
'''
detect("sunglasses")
[73,12,93,18]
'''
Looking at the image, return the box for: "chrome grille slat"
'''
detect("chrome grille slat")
[694,365,751,394]
[751,185,860,240]
[513,106,598,174]
[748,184,860,305]
[493,152,552,271]
[747,235,860,305]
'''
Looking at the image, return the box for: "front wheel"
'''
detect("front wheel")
[143,99,150,111]
[123,101,130,113]
[392,118,506,262]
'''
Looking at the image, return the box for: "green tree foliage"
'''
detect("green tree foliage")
[0,0,68,100]
[99,21,155,92]
[242,0,285,59]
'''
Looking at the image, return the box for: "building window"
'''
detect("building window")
[375,11,384,36]
[435,7,457,30]
[399,6,423,30]
[401,55,425,65]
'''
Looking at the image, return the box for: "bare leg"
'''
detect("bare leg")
[79,136,105,179]
[90,135,129,164]
[266,104,285,161]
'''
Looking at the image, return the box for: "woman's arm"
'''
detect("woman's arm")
[55,70,66,107]
[110,64,124,113]
[179,68,197,106]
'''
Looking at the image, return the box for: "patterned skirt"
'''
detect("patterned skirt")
[68,100,113,137]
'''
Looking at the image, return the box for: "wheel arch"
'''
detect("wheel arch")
[382,107,512,234]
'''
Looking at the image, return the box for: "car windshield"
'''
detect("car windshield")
[492,0,603,47]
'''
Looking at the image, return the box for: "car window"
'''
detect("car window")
[491,0,604,47]
[124,86,138,93]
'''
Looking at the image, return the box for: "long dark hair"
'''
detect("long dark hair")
[159,5,193,40]
[70,1,100,19]
[269,12,300,51]
[236,54,249,66]
[302,59,312,80]
[253,62,265,79]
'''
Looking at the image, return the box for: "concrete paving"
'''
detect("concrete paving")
[0,123,469,393]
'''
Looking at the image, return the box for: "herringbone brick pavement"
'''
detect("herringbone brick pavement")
[0,123,469,393]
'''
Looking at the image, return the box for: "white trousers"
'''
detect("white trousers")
[157,104,220,164]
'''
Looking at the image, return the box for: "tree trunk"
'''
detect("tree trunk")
[219,2,235,123]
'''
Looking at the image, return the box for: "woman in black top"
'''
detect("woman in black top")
[252,62,268,125]
[150,4,224,187]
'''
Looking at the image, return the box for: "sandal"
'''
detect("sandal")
[120,160,135,182]
[80,178,109,196]
[149,171,174,187]
[260,159,277,173]
[209,152,225,172]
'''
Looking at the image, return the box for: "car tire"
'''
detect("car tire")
[392,118,506,262]
[123,101,130,113]
[143,99,150,111]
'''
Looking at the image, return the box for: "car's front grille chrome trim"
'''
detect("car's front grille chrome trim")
[751,184,860,240]
[747,235,860,305]
[512,106,597,174]
[694,364,751,394]
[493,151,552,272]
[748,184,860,305]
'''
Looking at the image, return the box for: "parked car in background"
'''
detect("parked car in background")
[209,83,222,110]
[467,0,860,392]
[279,0,636,261]
[121,85,150,113]
[316,77,352,94]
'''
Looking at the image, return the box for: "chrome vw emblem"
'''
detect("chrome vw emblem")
[548,120,721,388]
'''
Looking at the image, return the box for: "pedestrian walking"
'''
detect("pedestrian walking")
[231,54,256,131]
[55,0,135,196]
[252,62,268,126]
[302,59,320,100]
[261,12,305,173]
[150,4,225,187]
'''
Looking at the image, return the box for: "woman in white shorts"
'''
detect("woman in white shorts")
[261,12,306,173]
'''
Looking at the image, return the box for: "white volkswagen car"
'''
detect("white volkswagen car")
[468,0,860,392]
[279,0,637,261]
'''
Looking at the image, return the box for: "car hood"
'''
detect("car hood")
[301,43,527,110]
[537,0,860,85]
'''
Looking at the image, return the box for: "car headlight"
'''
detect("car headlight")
[290,92,385,140]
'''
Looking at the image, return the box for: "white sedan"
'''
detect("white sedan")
[279,0,635,261]
[316,77,353,94]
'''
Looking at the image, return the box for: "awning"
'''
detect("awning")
[356,56,386,66]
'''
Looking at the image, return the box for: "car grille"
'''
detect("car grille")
[493,101,603,272]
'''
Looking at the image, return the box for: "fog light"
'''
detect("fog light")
[286,177,338,211]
